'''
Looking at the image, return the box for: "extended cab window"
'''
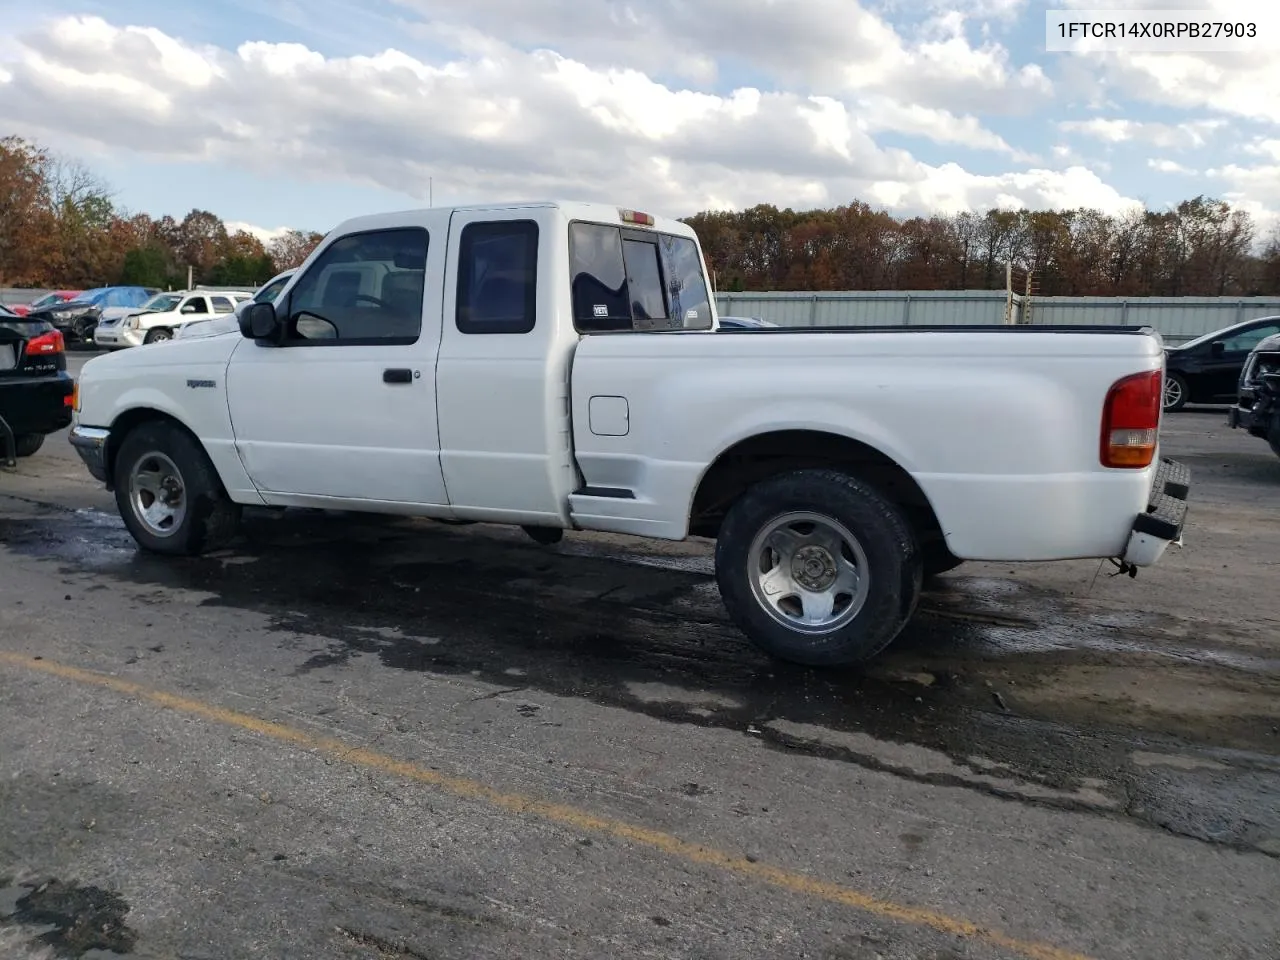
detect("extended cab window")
[570,222,712,333]
[283,227,428,343]
[456,220,538,334]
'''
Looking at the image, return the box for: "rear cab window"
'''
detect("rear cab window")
[569,222,712,333]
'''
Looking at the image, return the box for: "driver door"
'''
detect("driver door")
[225,216,450,508]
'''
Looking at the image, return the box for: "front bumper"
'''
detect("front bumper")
[1120,457,1190,567]
[69,424,111,483]
[90,324,138,348]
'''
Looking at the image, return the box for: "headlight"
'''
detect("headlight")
[52,310,73,321]
[126,316,140,330]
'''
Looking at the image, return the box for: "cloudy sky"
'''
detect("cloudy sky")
[1,0,1277,242]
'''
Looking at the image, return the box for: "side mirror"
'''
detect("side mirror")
[181,304,199,314]
[1210,341,1226,358]
[240,301,283,343]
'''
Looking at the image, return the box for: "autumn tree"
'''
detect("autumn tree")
[268,229,325,270]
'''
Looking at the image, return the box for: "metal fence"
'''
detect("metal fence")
[7,285,1280,345]
[714,291,1280,344]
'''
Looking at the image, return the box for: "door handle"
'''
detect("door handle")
[383,368,412,384]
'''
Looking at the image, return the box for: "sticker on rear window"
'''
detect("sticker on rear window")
[593,304,608,317]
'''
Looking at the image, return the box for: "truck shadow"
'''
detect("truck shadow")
[4,504,1280,855]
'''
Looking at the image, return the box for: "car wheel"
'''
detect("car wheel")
[714,468,922,667]
[1163,372,1189,412]
[1268,411,1280,460]
[144,328,173,344]
[14,434,44,457]
[112,420,242,555]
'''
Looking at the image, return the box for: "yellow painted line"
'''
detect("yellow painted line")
[0,651,1095,960]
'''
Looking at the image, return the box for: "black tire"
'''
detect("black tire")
[112,420,241,555]
[14,434,44,458]
[1268,411,1280,460]
[144,327,173,344]
[921,540,964,578]
[1163,372,1189,412]
[714,468,923,667]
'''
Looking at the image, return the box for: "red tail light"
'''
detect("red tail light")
[1101,369,1161,468]
[26,330,64,355]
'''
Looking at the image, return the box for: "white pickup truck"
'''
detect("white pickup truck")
[68,200,1190,666]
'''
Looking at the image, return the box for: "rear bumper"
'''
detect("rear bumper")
[69,424,111,483]
[1120,457,1190,567]
[0,373,75,436]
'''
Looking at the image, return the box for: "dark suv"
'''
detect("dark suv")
[1163,315,1280,411]
[1228,332,1280,459]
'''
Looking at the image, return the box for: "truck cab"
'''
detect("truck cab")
[69,201,1190,668]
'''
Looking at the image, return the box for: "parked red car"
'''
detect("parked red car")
[10,290,83,317]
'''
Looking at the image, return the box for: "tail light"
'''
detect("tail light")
[26,330,64,355]
[1101,369,1161,468]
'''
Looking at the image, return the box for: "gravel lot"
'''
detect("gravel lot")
[1,351,1278,960]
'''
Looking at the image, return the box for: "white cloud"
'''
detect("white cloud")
[395,0,1053,113]
[1057,117,1226,149]
[0,14,1100,221]
[1147,158,1196,175]
[224,221,294,245]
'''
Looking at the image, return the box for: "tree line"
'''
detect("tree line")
[4,132,1280,298]
[687,197,1280,297]
[0,135,324,291]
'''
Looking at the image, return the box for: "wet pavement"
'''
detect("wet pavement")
[1,371,1279,959]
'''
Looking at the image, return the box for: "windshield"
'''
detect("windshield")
[142,293,183,313]
[254,273,293,302]
[29,293,63,309]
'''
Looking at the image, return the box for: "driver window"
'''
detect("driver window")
[283,227,429,344]
[183,297,209,314]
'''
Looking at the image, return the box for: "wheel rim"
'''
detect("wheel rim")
[128,451,187,537]
[746,511,871,634]
[150,331,170,342]
[1164,376,1182,408]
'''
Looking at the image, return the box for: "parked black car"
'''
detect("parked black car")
[1163,315,1280,411]
[1227,332,1280,459]
[0,303,75,465]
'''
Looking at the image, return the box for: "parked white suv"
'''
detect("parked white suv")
[94,289,254,348]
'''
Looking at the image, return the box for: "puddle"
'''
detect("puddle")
[0,878,137,957]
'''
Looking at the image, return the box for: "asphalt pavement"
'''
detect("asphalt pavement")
[0,350,1277,960]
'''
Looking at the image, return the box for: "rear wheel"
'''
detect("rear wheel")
[1163,372,1189,412]
[14,434,44,457]
[714,468,922,667]
[113,421,241,555]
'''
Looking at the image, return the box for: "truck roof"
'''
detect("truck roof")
[327,201,698,241]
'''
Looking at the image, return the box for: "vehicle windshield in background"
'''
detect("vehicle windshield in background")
[142,294,183,313]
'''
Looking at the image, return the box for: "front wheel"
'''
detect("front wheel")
[113,421,242,555]
[1163,372,1189,412]
[143,327,173,344]
[714,468,923,667]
